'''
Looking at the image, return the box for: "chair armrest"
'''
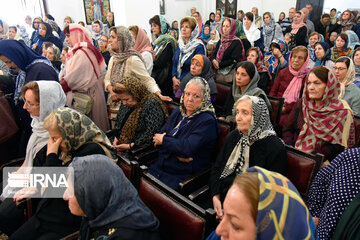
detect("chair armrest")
[105,129,117,138]
[188,185,210,203]
[178,167,211,196]
[0,157,25,180]
[130,145,155,156]
[134,149,158,166]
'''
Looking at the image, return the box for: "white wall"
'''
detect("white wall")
[323,0,360,13]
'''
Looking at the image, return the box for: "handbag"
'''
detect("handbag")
[73,92,94,115]
[0,95,19,144]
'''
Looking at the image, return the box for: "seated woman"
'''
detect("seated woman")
[243,12,262,49]
[172,17,205,99]
[129,25,154,75]
[64,154,160,240]
[218,62,271,122]
[46,44,62,71]
[179,54,217,102]
[212,17,244,84]
[199,24,211,45]
[0,80,66,236]
[270,46,310,127]
[246,47,273,93]
[334,57,360,117]
[283,66,355,161]
[149,77,219,190]
[284,11,307,49]
[264,38,290,77]
[331,33,353,62]
[207,29,220,47]
[307,41,335,70]
[308,32,320,61]
[149,15,177,98]
[353,47,360,87]
[111,76,168,152]
[32,22,62,54]
[208,166,315,240]
[211,96,286,220]
[307,148,360,240]
[327,31,338,47]
[99,34,111,66]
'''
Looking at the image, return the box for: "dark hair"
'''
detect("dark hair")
[330,8,337,12]
[353,47,360,63]
[236,61,256,79]
[9,26,17,32]
[309,66,329,84]
[63,25,70,35]
[149,15,161,27]
[336,56,350,69]
[245,12,254,22]
[295,11,302,16]
[128,25,139,37]
[93,20,101,26]
[322,13,330,19]
[263,12,271,19]
[337,33,348,43]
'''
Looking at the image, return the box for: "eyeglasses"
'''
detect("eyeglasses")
[333,67,347,71]
[33,21,41,24]
[24,100,39,108]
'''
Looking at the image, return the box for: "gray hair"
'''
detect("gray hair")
[184,77,207,98]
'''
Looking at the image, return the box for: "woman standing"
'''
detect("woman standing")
[33,22,63,54]
[262,12,283,51]
[61,23,109,131]
[353,47,360,87]
[243,12,261,48]
[284,11,308,48]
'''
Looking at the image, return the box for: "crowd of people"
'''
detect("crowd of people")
[0,3,360,240]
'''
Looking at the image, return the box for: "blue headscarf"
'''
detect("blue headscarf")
[0,39,56,99]
[314,41,332,67]
[264,38,290,74]
[200,24,211,41]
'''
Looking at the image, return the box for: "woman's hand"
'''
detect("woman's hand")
[113,137,133,152]
[32,43,37,50]
[172,77,180,92]
[13,187,38,202]
[107,85,119,102]
[212,195,223,220]
[273,48,282,59]
[218,117,226,121]
[313,217,319,227]
[47,137,63,156]
[212,59,220,70]
[153,133,166,147]
[156,92,172,102]
[177,157,193,162]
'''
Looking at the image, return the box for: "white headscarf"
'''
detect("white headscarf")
[243,20,261,46]
[1,81,66,199]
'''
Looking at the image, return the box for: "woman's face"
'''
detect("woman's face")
[235,99,253,135]
[238,11,243,19]
[23,89,40,117]
[210,30,216,40]
[309,35,319,48]
[215,14,221,22]
[130,30,136,41]
[247,50,258,65]
[329,32,337,42]
[118,93,138,107]
[33,19,41,29]
[99,36,108,49]
[291,51,307,71]
[184,83,203,116]
[39,24,47,37]
[204,26,210,35]
[330,9,336,17]
[48,127,67,153]
[334,62,348,82]
[8,28,16,39]
[293,13,302,24]
[336,36,346,49]
[353,51,360,66]
[65,34,73,47]
[63,184,87,217]
[46,48,55,61]
[307,73,327,102]
[173,21,178,29]
[60,50,67,64]
[243,16,252,29]
[190,59,203,76]
[193,13,199,20]
[342,11,351,21]
[0,55,19,72]
[210,13,215,20]
[222,19,231,36]
[314,44,325,60]
[107,12,114,23]
[236,67,252,90]
[151,23,161,36]
[94,23,101,33]
[216,185,256,240]
[264,14,271,25]
[109,30,119,51]
[181,21,192,40]
[280,13,285,20]
[64,19,71,28]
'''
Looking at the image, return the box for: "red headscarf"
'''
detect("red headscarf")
[216,18,240,62]
[133,26,154,59]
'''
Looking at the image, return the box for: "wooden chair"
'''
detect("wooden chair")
[267,96,284,126]
[353,116,360,147]
[138,166,216,240]
[166,101,180,115]
[285,145,324,200]
[214,82,230,116]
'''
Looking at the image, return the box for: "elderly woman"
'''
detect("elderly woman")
[46,44,62,71]
[129,25,154,74]
[0,81,66,236]
[207,29,220,47]
[334,57,360,117]
[210,96,286,220]
[7,107,116,239]
[308,148,360,240]
[283,66,355,161]
[149,78,219,190]
[284,11,308,48]
[32,22,62,54]
[218,62,271,122]
[270,46,310,126]
[149,15,177,98]
[262,12,283,51]
[246,47,273,93]
[104,25,168,126]
[172,17,205,97]
[212,17,244,84]
[243,12,262,49]
[307,42,335,70]
[208,167,315,240]
[111,76,168,152]
[264,38,290,77]
[63,154,160,240]
[179,54,217,102]
[61,23,109,131]
[331,33,353,61]
[353,47,360,87]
